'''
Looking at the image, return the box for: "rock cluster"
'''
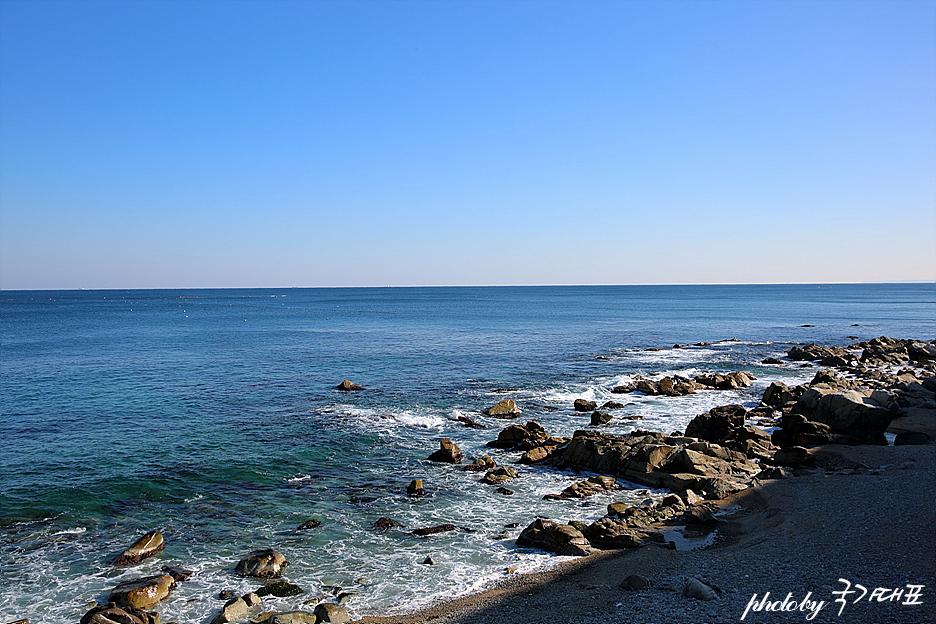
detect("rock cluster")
[612,371,754,396]
[546,429,762,499]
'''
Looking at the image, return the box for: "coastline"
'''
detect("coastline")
[352,442,936,624]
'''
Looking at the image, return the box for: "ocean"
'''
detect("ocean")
[1,284,933,622]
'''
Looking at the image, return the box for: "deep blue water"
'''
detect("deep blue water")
[1,284,933,621]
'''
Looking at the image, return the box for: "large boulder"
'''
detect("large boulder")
[210,597,248,624]
[574,399,597,412]
[486,421,564,451]
[313,604,351,623]
[235,549,288,578]
[515,519,596,556]
[583,518,658,549]
[113,530,165,566]
[427,438,463,463]
[684,405,746,443]
[108,575,175,610]
[792,386,895,440]
[484,399,521,418]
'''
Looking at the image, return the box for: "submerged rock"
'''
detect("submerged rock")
[113,530,165,566]
[256,580,304,597]
[413,524,457,536]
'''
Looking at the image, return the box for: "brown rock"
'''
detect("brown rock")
[406,479,426,496]
[515,519,596,556]
[413,524,458,536]
[335,380,364,391]
[234,549,288,578]
[574,399,597,412]
[113,530,165,566]
[484,398,521,418]
[108,574,175,610]
[427,438,463,463]
[482,466,519,484]
[314,603,351,623]
[590,411,612,426]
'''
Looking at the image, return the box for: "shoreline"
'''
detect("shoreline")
[62,335,936,624]
[351,442,936,624]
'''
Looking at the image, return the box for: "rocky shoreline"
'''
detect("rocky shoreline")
[62,337,936,624]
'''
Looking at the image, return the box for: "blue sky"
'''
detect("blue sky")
[1,0,933,289]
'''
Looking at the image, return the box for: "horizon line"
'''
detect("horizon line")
[2,280,934,292]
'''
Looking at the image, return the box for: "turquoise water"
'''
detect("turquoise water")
[1,284,933,621]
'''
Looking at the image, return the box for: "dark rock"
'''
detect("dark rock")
[683,577,718,600]
[218,589,236,599]
[335,380,364,391]
[160,565,194,582]
[484,399,521,418]
[620,575,654,590]
[635,380,659,395]
[590,411,613,426]
[256,580,304,597]
[611,382,638,394]
[452,414,488,429]
[427,438,463,463]
[413,524,457,536]
[494,487,514,495]
[80,603,160,624]
[113,530,165,566]
[762,357,784,364]
[773,446,815,467]
[406,479,426,496]
[894,431,931,445]
[601,401,625,410]
[574,399,597,412]
[372,517,403,531]
[422,555,436,565]
[297,518,322,530]
[515,519,596,556]
[684,405,746,443]
[234,549,288,578]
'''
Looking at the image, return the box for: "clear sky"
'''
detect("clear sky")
[1,0,934,289]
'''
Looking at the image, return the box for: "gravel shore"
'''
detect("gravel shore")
[353,442,936,624]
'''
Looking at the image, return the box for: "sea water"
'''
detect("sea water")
[1,284,933,622]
